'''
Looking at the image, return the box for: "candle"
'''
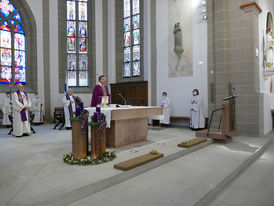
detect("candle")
[94,112,99,122]
[76,106,81,117]
[79,102,84,111]
[96,106,101,114]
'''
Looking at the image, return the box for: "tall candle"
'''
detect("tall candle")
[79,102,84,111]
[96,106,101,114]
[76,106,81,117]
[93,112,99,122]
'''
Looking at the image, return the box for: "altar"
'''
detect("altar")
[85,106,163,147]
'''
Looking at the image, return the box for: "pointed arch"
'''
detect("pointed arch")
[0,0,37,92]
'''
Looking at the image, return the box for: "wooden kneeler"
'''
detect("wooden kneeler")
[178,137,207,148]
[114,151,163,171]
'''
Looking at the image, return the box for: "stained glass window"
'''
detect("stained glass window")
[66,0,88,87]
[123,0,141,78]
[0,0,25,84]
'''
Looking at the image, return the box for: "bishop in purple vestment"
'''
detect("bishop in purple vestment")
[91,75,111,107]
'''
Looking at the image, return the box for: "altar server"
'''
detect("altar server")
[1,92,12,126]
[12,84,31,137]
[190,89,205,130]
[160,92,171,126]
[63,89,76,129]
[31,92,43,124]
[91,75,111,107]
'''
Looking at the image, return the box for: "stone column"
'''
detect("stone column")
[207,0,263,135]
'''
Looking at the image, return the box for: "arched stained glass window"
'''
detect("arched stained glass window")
[123,0,140,78]
[66,0,88,87]
[0,0,25,84]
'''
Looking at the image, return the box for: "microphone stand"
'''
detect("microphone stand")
[118,93,127,105]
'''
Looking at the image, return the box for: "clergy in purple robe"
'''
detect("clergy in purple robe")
[91,75,111,107]
[12,84,32,137]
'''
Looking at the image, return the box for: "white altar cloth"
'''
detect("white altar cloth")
[84,106,161,128]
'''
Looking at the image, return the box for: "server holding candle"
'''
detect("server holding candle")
[90,75,111,107]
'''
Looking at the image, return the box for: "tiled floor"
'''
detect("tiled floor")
[209,138,274,206]
[0,125,272,206]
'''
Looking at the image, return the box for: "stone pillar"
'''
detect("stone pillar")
[207,0,263,136]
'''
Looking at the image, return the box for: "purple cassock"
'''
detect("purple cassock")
[91,84,111,107]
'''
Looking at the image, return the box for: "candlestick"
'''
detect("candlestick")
[79,102,84,111]
[103,96,107,108]
[76,106,81,117]
[94,112,99,122]
[96,106,101,114]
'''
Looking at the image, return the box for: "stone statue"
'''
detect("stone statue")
[173,22,184,59]
[266,28,274,67]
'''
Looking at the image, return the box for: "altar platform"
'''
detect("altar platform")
[0,125,272,206]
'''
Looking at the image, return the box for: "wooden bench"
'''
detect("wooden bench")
[171,116,208,128]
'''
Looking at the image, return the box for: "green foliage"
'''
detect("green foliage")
[63,151,116,166]
[70,116,81,121]
[88,121,100,127]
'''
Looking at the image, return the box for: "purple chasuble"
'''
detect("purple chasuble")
[16,90,28,121]
[66,94,76,117]
[91,84,111,107]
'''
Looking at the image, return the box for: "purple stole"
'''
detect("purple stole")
[16,90,28,121]
[40,104,43,122]
[66,94,76,117]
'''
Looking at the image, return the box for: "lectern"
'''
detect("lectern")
[196,83,237,142]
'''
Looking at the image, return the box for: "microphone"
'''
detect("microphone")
[118,93,127,105]
[227,84,238,97]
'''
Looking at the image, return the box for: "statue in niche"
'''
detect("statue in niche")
[266,28,274,68]
[173,22,184,59]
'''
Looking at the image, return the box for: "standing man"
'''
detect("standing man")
[1,92,12,127]
[91,75,111,107]
[63,88,76,130]
[12,84,31,137]
[31,92,43,124]
[160,92,171,126]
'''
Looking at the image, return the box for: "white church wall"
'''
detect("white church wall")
[95,0,103,79]
[156,0,208,117]
[48,0,104,115]
[26,0,45,110]
[258,0,274,134]
[49,0,61,115]
[108,0,116,85]
[143,0,152,106]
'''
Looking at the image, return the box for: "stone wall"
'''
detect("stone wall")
[207,0,263,136]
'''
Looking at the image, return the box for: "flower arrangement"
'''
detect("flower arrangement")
[63,151,116,165]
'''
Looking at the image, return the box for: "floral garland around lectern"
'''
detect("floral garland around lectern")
[63,110,116,166]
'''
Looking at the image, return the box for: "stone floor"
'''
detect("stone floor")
[209,137,274,206]
[0,125,272,206]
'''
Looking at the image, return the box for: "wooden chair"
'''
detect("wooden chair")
[8,113,36,135]
[53,107,65,130]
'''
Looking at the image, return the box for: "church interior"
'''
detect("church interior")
[0,0,274,205]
